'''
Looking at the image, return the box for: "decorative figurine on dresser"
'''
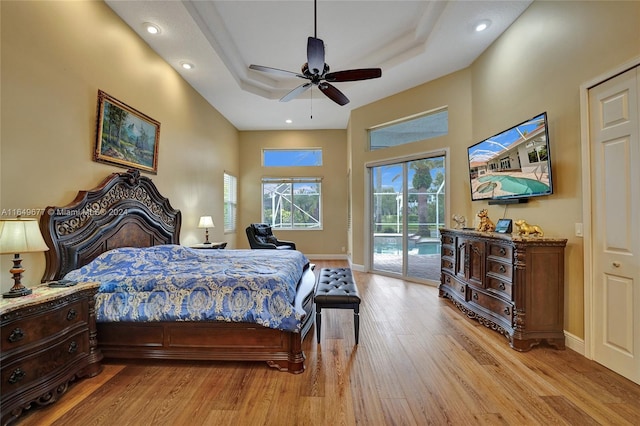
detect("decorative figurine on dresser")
[0,282,103,425]
[439,227,567,351]
[475,208,495,232]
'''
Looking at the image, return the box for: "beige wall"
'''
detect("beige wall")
[238,130,348,255]
[0,1,239,293]
[348,0,640,338]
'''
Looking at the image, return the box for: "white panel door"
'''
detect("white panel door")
[589,66,640,384]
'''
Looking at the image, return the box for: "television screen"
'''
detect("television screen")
[467,112,553,203]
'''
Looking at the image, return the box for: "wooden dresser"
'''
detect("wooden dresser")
[439,228,567,351]
[1,283,103,425]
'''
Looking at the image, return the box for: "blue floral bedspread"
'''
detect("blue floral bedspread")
[64,245,310,332]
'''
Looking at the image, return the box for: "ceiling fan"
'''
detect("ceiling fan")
[249,0,382,106]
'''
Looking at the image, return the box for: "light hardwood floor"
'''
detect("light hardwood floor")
[18,260,640,425]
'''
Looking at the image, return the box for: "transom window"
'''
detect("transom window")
[263,149,322,167]
[369,108,448,150]
[262,178,321,229]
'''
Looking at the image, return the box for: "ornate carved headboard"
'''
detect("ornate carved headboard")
[40,169,181,281]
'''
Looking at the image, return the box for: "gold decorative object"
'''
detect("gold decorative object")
[476,209,495,232]
[452,215,466,229]
[515,219,544,237]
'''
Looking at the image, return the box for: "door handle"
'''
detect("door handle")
[612,261,621,268]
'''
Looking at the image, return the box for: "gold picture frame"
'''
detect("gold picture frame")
[94,90,160,174]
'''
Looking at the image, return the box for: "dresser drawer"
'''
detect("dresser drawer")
[487,277,513,300]
[469,289,514,324]
[441,245,454,258]
[441,274,467,300]
[1,300,87,352]
[1,329,89,397]
[441,257,454,274]
[487,260,513,283]
[488,243,512,260]
[441,234,455,245]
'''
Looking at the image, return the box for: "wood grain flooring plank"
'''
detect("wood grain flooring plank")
[539,395,601,426]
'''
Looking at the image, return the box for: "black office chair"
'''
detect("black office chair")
[246,223,296,250]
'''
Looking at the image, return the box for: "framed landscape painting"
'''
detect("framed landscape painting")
[94,90,160,174]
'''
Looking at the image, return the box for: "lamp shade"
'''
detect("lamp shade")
[198,216,214,229]
[0,218,49,254]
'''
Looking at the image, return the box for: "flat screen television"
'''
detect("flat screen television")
[467,112,553,204]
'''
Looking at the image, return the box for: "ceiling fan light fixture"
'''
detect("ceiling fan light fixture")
[144,22,161,35]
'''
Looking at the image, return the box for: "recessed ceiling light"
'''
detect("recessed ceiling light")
[144,22,161,35]
[475,20,491,32]
[285,119,293,124]
[180,62,194,70]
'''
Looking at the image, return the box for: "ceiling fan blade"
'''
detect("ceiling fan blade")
[324,68,382,82]
[249,64,304,79]
[319,82,349,106]
[280,82,313,102]
[307,37,325,75]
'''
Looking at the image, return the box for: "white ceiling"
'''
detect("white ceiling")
[105,0,532,131]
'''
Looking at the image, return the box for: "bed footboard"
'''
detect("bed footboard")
[97,266,316,373]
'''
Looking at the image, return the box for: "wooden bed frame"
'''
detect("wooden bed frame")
[39,169,315,374]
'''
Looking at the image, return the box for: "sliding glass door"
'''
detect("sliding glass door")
[370,155,445,282]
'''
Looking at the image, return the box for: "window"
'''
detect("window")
[527,144,548,163]
[223,173,237,233]
[262,178,321,229]
[369,108,448,150]
[263,149,322,167]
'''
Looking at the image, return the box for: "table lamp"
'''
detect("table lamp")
[0,217,50,298]
[198,216,214,245]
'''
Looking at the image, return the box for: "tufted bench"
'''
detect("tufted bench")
[314,267,361,344]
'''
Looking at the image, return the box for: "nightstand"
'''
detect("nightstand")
[191,242,227,249]
[1,282,103,425]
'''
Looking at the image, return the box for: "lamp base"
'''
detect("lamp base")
[3,286,33,298]
[4,253,33,298]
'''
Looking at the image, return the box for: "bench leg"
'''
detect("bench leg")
[316,307,322,344]
[354,306,360,345]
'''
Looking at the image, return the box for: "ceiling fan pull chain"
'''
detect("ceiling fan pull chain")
[310,87,313,119]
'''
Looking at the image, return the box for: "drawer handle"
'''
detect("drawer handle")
[8,368,26,384]
[446,276,451,283]
[499,282,506,290]
[499,247,506,255]
[504,307,511,316]
[68,341,78,353]
[499,265,506,273]
[459,286,465,293]
[8,328,25,343]
[67,309,77,321]
[473,293,478,300]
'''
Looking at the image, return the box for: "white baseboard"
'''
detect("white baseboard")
[564,330,585,355]
[306,254,349,260]
[349,263,364,272]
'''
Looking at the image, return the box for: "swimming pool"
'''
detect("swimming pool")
[478,175,550,194]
